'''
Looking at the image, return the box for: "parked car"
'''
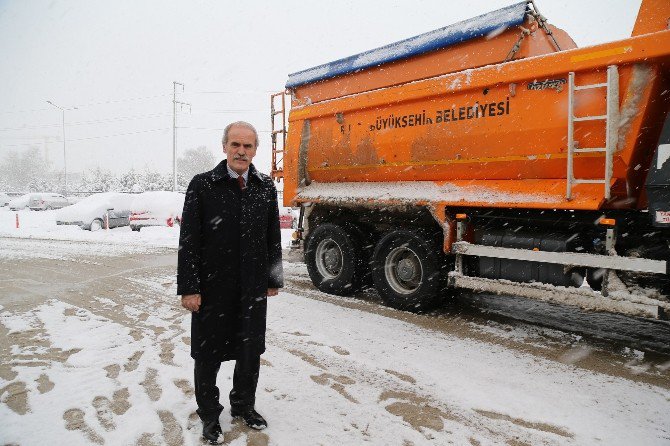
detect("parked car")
[129,191,185,231]
[55,192,134,231]
[28,193,69,210]
[0,192,9,207]
[8,193,34,211]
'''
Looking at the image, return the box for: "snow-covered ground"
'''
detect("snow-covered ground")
[0,208,295,249]
[1,221,669,445]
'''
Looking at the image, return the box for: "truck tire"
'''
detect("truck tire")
[372,229,442,312]
[305,223,365,295]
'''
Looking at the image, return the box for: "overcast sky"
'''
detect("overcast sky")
[0,0,642,176]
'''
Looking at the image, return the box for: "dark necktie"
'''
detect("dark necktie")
[237,175,246,190]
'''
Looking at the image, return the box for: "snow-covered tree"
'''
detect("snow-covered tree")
[0,147,55,192]
[118,169,145,192]
[82,167,119,192]
[64,167,189,193]
[178,146,217,182]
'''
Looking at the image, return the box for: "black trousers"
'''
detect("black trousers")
[194,353,261,423]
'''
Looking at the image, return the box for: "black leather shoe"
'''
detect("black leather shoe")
[230,408,267,430]
[202,420,223,444]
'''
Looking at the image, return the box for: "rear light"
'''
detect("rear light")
[130,211,152,222]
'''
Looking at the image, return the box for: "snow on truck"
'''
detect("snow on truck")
[271,0,670,319]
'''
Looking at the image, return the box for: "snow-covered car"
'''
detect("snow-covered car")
[129,191,185,231]
[0,192,10,207]
[55,192,134,231]
[28,192,69,211]
[8,193,34,211]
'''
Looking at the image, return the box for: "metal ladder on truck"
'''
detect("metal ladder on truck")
[566,65,619,200]
[270,91,287,182]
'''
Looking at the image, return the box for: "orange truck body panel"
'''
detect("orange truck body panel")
[283,0,670,216]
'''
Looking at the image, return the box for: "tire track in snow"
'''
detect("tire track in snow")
[266,328,574,445]
[283,264,670,390]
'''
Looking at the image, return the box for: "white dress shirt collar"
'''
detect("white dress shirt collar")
[226,163,249,183]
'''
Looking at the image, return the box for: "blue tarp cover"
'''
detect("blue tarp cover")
[286,2,528,89]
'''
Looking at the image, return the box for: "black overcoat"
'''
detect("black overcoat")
[177,160,284,362]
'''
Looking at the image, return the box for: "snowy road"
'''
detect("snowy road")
[0,238,669,445]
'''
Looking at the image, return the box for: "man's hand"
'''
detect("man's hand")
[267,288,279,297]
[181,294,202,312]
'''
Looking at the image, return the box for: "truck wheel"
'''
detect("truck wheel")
[305,223,365,295]
[372,230,441,312]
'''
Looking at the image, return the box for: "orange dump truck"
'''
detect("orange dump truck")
[272,0,670,318]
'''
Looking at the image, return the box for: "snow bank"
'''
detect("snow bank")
[0,208,296,250]
[0,207,179,248]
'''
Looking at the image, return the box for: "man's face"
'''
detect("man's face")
[224,125,257,174]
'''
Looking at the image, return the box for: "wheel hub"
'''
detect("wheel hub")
[324,248,341,271]
[396,258,416,281]
[384,246,424,295]
[315,239,344,279]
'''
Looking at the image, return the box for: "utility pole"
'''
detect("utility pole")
[172,82,191,192]
[46,101,76,196]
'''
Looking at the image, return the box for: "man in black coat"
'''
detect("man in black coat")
[178,121,283,444]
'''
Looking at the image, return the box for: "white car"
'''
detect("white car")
[0,192,9,207]
[8,193,34,211]
[28,192,69,211]
[129,191,185,231]
[55,192,134,231]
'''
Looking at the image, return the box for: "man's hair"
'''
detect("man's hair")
[222,121,259,148]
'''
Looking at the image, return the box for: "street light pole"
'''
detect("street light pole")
[46,100,68,196]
